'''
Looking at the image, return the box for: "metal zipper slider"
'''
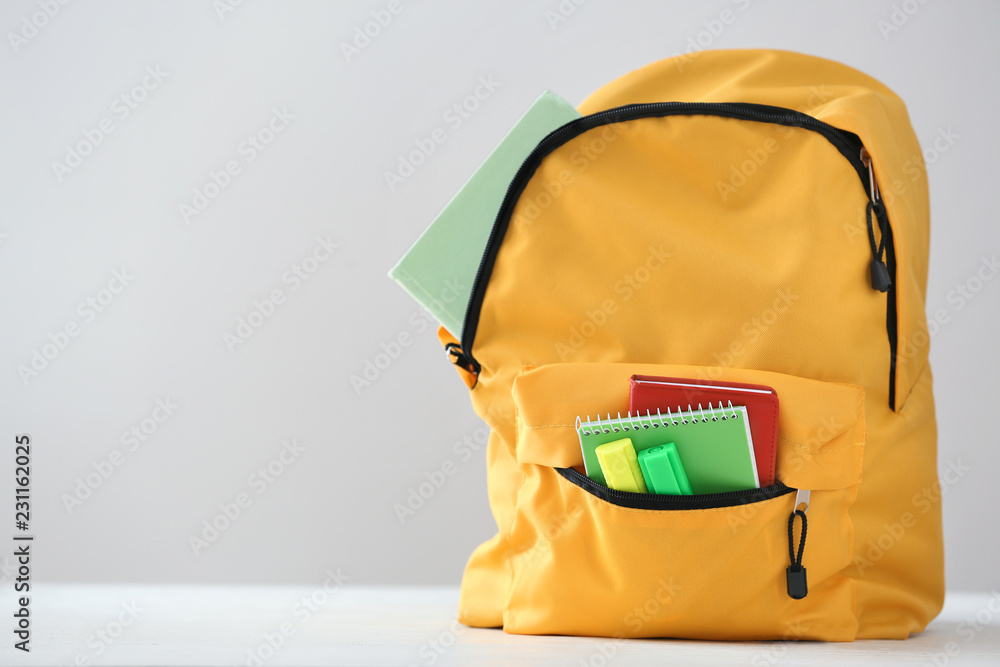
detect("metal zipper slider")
[860,147,880,204]
[794,488,810,513]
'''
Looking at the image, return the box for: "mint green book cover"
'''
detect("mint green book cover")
[578,406,760,494]
[389,91,581,338]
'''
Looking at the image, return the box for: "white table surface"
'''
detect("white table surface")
[5,585,999,666]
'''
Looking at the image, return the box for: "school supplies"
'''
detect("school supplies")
[437,50,942,639]
[388,91,581,337]
[595,439,647,493]
[629,375,780,486]
[576,405,759,494]
[637,443,692,495]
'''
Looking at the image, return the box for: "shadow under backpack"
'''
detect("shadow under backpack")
[437,49,942,641]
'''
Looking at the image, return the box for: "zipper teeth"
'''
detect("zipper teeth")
[460,102,875,374]
[560,466,793,507]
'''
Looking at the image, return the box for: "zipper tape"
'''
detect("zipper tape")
[557,467,794,510]
[457,102,898,407]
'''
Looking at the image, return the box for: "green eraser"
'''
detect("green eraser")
[638,443,693,495]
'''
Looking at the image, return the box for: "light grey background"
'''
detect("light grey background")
[1,0,997,592]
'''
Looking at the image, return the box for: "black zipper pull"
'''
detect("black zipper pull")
[861,148,891,293]
[444,342,477,374]
[786,490,809,600]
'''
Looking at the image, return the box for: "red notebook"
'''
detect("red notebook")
[628,375,780,487]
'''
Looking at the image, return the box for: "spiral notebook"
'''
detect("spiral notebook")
[576,405,759,494]
[629,375,779,486]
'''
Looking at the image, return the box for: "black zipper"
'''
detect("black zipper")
[883,209,899,410]
[560,466,809,599]
[453,101,898,406]
[556,466,794,510]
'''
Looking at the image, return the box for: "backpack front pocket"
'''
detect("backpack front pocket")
[505,362,865,640]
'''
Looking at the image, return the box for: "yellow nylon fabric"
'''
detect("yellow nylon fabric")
[449,50,941,640]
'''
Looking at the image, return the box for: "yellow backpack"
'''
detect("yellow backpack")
[440,49,942,641]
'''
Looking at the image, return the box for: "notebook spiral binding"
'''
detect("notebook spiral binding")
[576,401,740,436]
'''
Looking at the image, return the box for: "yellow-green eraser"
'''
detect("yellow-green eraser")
[595,438,648,493]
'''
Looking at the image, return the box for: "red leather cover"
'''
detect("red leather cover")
[628,375,779,486]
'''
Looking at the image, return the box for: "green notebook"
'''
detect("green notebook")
[576,406,760,494]
[389,91,581,338]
